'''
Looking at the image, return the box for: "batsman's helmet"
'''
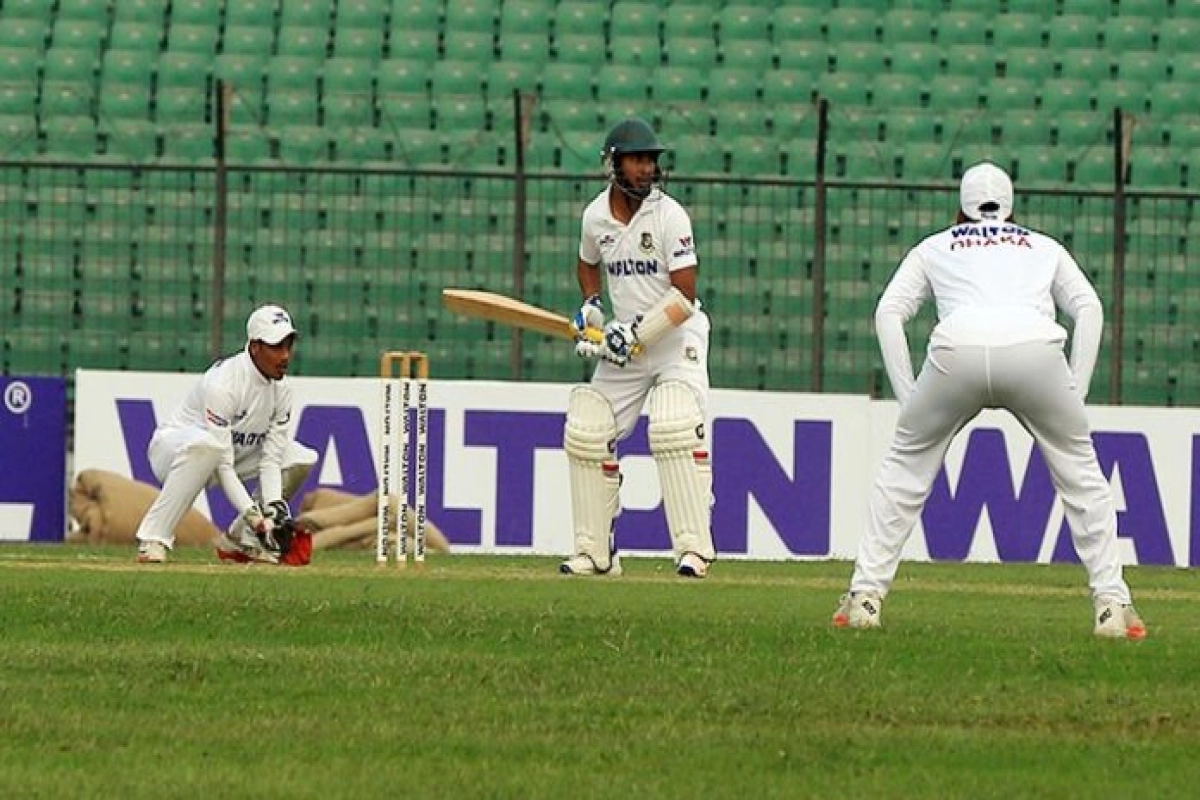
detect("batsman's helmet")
[602,117,666,198]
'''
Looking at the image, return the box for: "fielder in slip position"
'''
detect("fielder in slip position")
[833,162,1145,639]
[561,117,715,579]
[134,304,318,565]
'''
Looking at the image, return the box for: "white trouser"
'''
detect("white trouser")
[851,341,1131,603]
[135,426,317,548]
[591,312,710,439]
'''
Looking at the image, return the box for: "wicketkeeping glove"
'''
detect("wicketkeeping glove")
[266,500,296,555]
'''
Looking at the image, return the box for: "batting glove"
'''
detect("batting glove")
[572,294,605,341]
[602,319,638,367]
[239,504,281,553]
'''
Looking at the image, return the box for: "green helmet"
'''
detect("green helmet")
[602,117,665,160]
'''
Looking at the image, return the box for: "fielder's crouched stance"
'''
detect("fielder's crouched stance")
[561,117,716,578]
[134,304,317,566]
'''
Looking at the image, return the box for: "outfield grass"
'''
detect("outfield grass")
[1,546,1198,799]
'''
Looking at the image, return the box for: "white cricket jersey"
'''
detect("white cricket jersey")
[161,349,294,506]
[578,186,699,322]
[877,220,1104,401]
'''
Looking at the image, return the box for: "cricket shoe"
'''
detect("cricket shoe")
[136,540,169,564]
[1093,597,1147,640]
[214,530,280,565]
[832,591,883,629]
[559,553,622,576]
[676,552,711,579]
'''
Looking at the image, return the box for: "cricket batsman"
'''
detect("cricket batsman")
[561,117,715,578]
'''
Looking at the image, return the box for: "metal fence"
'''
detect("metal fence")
[2,156,1198,406]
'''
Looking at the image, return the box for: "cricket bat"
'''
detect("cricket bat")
[442,288,603,343]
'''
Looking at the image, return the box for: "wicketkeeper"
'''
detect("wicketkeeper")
[562,118,716,578]
[134,304,317,566]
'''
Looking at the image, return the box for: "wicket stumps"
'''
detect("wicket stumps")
[376,350,430,568]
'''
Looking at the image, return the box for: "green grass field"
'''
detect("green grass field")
[2,546,1198,799]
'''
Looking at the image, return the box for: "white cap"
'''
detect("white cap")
[960,161,1014,221]
[246,304,297,345]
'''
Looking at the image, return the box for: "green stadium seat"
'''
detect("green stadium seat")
[776,40,829,73]
[770,5,822,46]
[276,26,329,58]
[1149,83,1189,117]
[108,22,161,52]
[154,85,207,124]
[870,73,925,110]
[880,9,933,44]
[266,56,321,92]
[831,42,888,75]
[486,60,541,102]
[927,75,980,110]
[114,0,167,25]
[706,67,758,105]
[220,25,275,58]
[276,124,331,164]
[759,68,813,107]
[900,143,951,181]
[1159,17,1199,53]
[279,0,332,29]
[719,39,773,70]
[331,127,391,163]
[169,0,220,26]
[717,105,770,138]
[224,0,279,29]
[1059,0,1113,14]
[98,84,151,123]
[225,126,275,163]
[0,83,38,117]
[387,28,439,62]
[323,56,372,94]
[620,34,660,68]
[816,73,869,108]
[101,49,156,87]
[336,0,390,29]
[499,32,551,65]
[434,95,488,130]
[156,51,207,90]
[1037,79,1093,113]
[552,33,606,66]
[651,65,705,105]
[991,14,1046,49]
[996,111,1048,146]
[100,119,158,161]
[1053,110,1109,147]
[50,20,107,57]
[498,0,554,38]
[772,103,819,141]
[0,114,40,158]
[1002,47,1056,81]
[227,82,264,126]
[331,27,385,61]
[430,60,485,96]
[377,93,433,130]
[823,8,880,43]
[390,126,441,166]
[662,4,713,40]
[3,0,56,20]
[1069,150,1115,188]
[1102,16,1158,52]
[1056,49,1113,82]
[166,24,220,54]
[1164,115,1200,149]
[716,5,771,43]
[1168,51,1200,84]
[981,77,1039,112]
[39,114,99,159]
[1046,16,1101,50]
[212,53,265,98]
[1117,50,1168,83]
[1094,80,1148,115]
[882,109,943,143]
[726,135,779,178]
[39,82,95,119]
[445,0,497,35]
[376,59,429,95]
[42,47,98,84]
[443,31,496,63]
[540,61,593,99]
[0,18,49,53]
[934,12,989,47]
[890,43,944,77]
[665,36,719,68]
[321,90,374,127]
[1130,147,1181,189]
[0,45,40,86]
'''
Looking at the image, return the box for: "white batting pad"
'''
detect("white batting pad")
[564,387,621,568]
[648,380,714,561]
